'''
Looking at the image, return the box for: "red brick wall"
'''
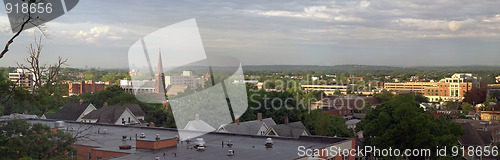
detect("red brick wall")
[73,144,98,160]
[136,138,177,150]
[92,150,128,160]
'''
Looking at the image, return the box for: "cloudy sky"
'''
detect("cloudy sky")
[0,0,500,68]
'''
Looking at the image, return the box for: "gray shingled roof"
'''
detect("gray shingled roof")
[44,102,91,121]
[459,123,492,146]
[269,121,311,138]
[82,104,145,124]
[220,118,276,135]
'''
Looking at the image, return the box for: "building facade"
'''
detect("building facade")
[165,70,204,90]
[8,69,36,91]
[301,84,349,95]
[383,82,437,94]
[424,73,480,102]
[68,80,111,96]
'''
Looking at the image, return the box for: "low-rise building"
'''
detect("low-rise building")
[265,119,311,138]
[488,84,500,96]
[68,80,111,96]
[42,101,97,122]
[165,70,205,90]
[301,84,350,95]
[81,104,146,125]
[217,113,276,136]
[383,82,437,94]
[24,119,355,160]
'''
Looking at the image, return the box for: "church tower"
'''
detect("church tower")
[154,49,166,94]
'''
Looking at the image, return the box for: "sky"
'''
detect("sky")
[0,0,500,68]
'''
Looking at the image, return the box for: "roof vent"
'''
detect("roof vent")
[119,145,131,150]
[155,134,160,140]
[226,140,233,148]
[227,150,234,156]
[140,133,146,138]
[103,129,107,134]
[122,135,127,141]
[155,156,160,160]
[265,138,273,149]
[195,138,205,151]
[54,121,65,129]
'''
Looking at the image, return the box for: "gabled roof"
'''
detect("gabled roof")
[219,118,276,135]
[82,104,145,124]
[267,121,311,138]
[44,102,92,121]
[459,123,492,146]
[184,120,216,132]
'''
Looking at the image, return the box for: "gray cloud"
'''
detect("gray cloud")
[0,0,499,68]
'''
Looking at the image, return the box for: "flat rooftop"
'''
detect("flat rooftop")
[27,119,352,160]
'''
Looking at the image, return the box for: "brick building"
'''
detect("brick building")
[68,80,111,96]
[423,73,480,102]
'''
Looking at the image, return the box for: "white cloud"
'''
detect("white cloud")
[448,19,475,32]
[245,3,364,22]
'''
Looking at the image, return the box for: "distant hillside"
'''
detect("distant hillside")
[241,65,500,72]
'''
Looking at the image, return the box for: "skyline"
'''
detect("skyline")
[0,0,500,68]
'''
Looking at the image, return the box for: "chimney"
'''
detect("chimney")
[235,118,240,125]
[23,109,28,115]
[195,114,200,121]
[257,113,262,121]
[79,99,84,105]
[284,116,289,124]
[149,122,155,127]
[103,101,108,107]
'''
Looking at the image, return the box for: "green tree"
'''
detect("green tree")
[0,120,77,159]
[304,110,352,137]
[357,94,464,159]
[374,90,395,103]
[461,102,474,114]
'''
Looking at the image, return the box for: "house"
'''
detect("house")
[419,103,437,111]
[217,113,276,136]
[458,122,494,159]
[265,117,311,138]
[81,104,146,125]
[42,101,96,122]
[346,119,361,130]
[183,114,216,132]
[456,119,500,146]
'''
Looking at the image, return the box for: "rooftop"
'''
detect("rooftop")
[26,119,352,160]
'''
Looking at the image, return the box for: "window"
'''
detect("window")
[88,153,91,160]
[122,118,125,124]
[128,117,131,123]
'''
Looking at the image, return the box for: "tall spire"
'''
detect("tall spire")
[157,48,163,75]
[155,48,166,94]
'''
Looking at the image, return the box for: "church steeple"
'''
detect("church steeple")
[157,49,163,76]
[154,49,166,94]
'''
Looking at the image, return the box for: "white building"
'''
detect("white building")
[9,69,35,90]
[165,70,204,90]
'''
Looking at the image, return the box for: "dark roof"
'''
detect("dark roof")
[82,104,145,124]
[459,123,492,146]
[269,121,311,138]
[44,102,92,121]
[221,118,276,135]
[26,119,353,160]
